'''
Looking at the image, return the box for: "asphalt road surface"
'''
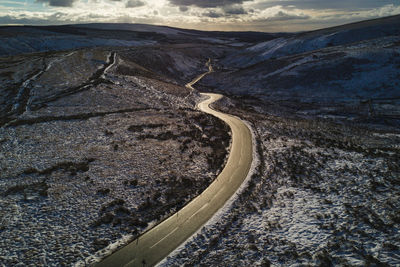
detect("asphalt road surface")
[95,69,253,267]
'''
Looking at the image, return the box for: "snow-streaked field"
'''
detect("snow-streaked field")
[0,47,230,266]
[1,14,399,267]
[0,35,154,57]
[162,102,400,266]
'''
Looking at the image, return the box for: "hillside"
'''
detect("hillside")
[1,15,399,267]
[0,46,232,266]
[200,15,400,127]
[0,24,278,57]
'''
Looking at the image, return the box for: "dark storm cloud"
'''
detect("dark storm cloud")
[36,0,76,7]
[126,0,145,8]
[169,0,251,8]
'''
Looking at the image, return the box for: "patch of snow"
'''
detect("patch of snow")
[198,37,230,44]
[263,55,314,79]
[74,234,133,267]
[241,187,335,250]
[228,42,249,47]
[101,52,117,79]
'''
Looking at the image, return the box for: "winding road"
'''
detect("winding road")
[95,62,253,267]
[185,58,213,91]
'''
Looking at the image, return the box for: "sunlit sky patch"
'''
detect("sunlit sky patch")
[1,0,400,32]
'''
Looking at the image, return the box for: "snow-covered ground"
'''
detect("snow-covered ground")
[201,30,400,127]
[0,47,231,266]
[0,35,154,57]
[222,15,400,68]
[1,15,399,267]
[162,101,400,266]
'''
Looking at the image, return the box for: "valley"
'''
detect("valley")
[0,14,399,267]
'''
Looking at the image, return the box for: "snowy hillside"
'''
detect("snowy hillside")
[0,24,276,57]
[201,15,400,126]
[0,35,153,57]
[223,15,400,68]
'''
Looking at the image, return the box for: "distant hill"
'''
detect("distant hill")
[200,15,400,123]
[0,23,279,57]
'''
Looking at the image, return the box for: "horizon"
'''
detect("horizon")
[1,0,400,32]
[1,14,399,34]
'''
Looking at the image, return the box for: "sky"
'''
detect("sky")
[1,0,400,32]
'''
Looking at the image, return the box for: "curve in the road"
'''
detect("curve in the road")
[95,65,253,267]
[185,58,213,91]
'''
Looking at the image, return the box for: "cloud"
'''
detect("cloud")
[363,4,400,18]
[36,0,76,7]
[302,4,400,23]
[251,0,397,10]
[0,14,47,24]
[169,0,251,8]
[202,10,224,18]
[0,11,76,24]
[246,5,311,23]
[267,10,309,21]
[126,0,145,8]
[179,6,188,12]
[1,0,399,33]
[223,5,247,15]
